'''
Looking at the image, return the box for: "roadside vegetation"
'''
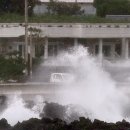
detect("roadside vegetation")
[94,0,130,17]
[29,14,127,23]
[1,0,130,23]
[0,51,26,82]
[1,13,130,23]
[0,0,38,16]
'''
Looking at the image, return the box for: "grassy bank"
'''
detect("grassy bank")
[30,14,111,23]
[0,13,24,23]
[0,13,130,23]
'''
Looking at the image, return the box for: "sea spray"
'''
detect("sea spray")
[0,95,42,126]
[0,46,130,125]
[47,46,129,122]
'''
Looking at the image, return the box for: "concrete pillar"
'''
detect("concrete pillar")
[121,38,125,58]
[111,44,115,59]
[22,45,25,58]
[44,37,48,60]
[93,44,96,56]
[125,38,129,59]
[32,43,35,58]
[74,38,78,47]
[98,38,103,61]
[121,38,129,59]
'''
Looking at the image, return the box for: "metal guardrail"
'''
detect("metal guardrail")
[0,82,128,95]
[0,23,130,28]
[0,82,64,95]
[0,82,63,87]
[0,81,128,87]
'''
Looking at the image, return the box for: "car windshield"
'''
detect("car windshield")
[55,74,63,81]
[50,73,73,82]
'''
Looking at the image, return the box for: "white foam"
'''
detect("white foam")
[0,96,40,126]
[50,46,129,122]
[0,46,130,125]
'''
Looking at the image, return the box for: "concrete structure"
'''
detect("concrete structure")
[0,23,130,60]
[44,37,49,59]
[33,0,96,15]
[0,81,129,95]
[106,15,130,21]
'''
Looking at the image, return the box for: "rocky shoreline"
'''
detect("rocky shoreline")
[1,117,130,130]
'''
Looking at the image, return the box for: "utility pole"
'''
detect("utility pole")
[29,31,33,76]
[25,0,29,75]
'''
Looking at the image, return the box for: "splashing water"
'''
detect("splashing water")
[0,95,42,126]
[48,46,129,122]
[0,46,130,125]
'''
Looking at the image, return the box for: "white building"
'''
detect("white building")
[33,0,96,15]
[0,23,130,60]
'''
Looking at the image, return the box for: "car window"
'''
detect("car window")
[55,74,63,81]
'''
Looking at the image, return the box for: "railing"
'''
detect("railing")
[0,23,130,28]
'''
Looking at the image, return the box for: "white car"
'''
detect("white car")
[50,73,74,83]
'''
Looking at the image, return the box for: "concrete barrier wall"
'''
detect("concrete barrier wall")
[0,23,130,38]
[106,15,130,21]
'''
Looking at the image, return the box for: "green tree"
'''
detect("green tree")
[94,0,130,17]
[0,0,10,13]
[93,0,106,7]
[93,0,107,17]
[0,0,39,16]
[47,0,83,15]
[0,51,26,81]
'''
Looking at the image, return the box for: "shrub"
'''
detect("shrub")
[0,51,25,81]
[47,0,83,15]
[94,0,130,17]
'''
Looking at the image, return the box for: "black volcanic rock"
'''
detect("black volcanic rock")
[41,102,66,120]
[0,118,11,130]
[1,117,130,130]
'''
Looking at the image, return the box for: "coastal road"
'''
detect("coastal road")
[0,82,64,95]
[0,82,129,95]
